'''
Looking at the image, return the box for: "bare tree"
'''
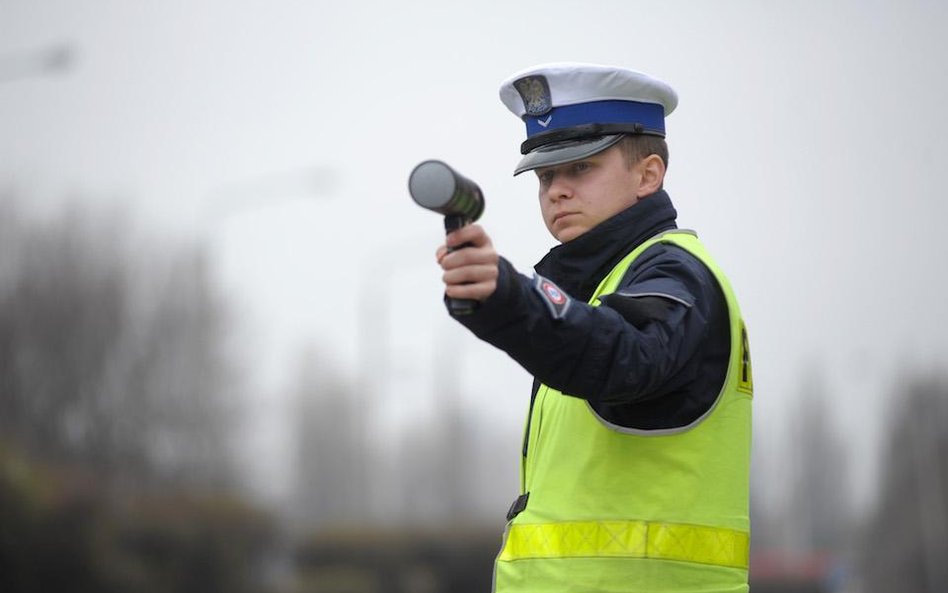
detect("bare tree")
[753,369,854,558]
[861,377,948,593]
[0,196,241,493]
[290,350,365,531]
[786,371,853,553]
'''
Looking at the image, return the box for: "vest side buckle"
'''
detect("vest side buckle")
[506,492,530,521]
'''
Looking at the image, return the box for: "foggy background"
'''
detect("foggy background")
[2,1,947,592]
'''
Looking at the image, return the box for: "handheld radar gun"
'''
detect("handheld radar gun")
[408,160,486,316]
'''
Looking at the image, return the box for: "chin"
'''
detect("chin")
[556,229,583,243]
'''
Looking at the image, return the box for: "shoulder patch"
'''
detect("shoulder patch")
[532,274,571,320]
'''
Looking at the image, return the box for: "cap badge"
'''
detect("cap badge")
[514,75,552,116]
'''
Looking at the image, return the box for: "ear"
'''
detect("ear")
[636,154,666,197]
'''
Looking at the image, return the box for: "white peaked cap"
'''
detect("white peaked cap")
[498,62,678,175]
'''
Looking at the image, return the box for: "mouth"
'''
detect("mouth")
[553,212,576,223]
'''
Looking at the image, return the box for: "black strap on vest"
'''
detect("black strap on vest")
[506,492,530,521]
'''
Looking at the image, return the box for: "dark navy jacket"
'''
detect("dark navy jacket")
[452,190,730,430]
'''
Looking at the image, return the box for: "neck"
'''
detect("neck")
[534,189,678,301]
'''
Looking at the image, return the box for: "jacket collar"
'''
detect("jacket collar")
[534,189,678,302]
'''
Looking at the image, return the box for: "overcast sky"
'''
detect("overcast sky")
[3,0,947,508]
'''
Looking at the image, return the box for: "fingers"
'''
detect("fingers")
[435,223,486,263]
[445,223,492,251]
[436,224,499,303]
[439,242,498,273]
[445,279,497,301]
[439,225,497,267]
[442,263,498,288]
[443,263,498,300]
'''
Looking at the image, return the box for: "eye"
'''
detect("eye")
[537,170,555,186]
[571,161,590,174]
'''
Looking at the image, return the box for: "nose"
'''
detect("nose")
[544,175,573,202]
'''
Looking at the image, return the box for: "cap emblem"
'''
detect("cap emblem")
[514,75,552,116]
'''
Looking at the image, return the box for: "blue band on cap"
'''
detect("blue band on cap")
[524,100,665,138]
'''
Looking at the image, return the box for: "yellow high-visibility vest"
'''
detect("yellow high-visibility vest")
[494,230,753,593]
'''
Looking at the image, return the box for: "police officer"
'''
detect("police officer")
[435,62,753,592]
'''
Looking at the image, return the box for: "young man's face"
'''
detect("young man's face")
[534,144,647,243]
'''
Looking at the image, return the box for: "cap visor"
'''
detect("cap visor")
[513,135,623,176]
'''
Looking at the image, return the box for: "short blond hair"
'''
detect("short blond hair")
[618,134,669,170]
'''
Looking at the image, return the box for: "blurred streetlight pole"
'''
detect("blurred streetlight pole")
[0,43,76,83]
[357,238,450,525]
[912,390,948,593]
[201,165,340,508]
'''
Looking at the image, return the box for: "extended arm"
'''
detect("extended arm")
[449,245,717,405]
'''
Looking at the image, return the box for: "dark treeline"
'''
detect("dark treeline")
[859,378,948,593]
[0,196,274,593]
[0,198,237,490]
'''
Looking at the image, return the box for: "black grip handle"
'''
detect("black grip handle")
[444,214,479,316]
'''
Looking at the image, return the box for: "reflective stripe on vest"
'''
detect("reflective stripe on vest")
[499,520,749,570]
